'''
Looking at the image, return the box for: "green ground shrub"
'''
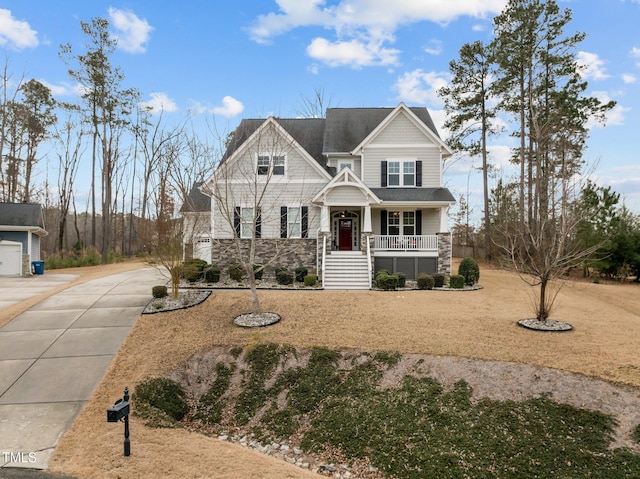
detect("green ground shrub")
[204,265,220,283]
[449,274,465,289]
[458,257,480,285]
[304,274,317,287]
[416,273,434,290]
[433,273,446,288]
[276,269,294,285]
[133,377,189,422]
[376,273,399,291]
[295,267,308,282]
[253,264,264,280]
[228,264,243,281]
[393,272,406,288]
[152,285,168,298]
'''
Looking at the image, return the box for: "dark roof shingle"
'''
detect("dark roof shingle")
[0,203,45,228]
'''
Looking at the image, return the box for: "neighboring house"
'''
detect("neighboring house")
[194,103,455,289]
[0,202,47,276]
[180,182,212,262]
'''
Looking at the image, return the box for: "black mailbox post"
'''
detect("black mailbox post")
[107,387,131,456]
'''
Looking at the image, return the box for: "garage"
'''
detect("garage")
[0,240,22,276]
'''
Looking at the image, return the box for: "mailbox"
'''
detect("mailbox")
[107,400,130,422]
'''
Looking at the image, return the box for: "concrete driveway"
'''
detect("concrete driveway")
[0,267,165,471]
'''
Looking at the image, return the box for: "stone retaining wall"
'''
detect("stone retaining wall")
[437,232,452,274]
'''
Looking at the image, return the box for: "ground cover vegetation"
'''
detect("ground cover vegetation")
[132,344,640,478]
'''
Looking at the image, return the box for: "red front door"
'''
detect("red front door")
[339,219,352,250]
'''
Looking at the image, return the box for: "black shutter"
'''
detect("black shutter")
[381,209,387,235]
[415,210,422,235]
[381,161,387,187]
[301,206,309,238]
[256,208,262,238]
[280,206,287,238]
[234,207,241,237]
[416,160,422,187]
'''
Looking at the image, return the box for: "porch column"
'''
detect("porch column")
[439,206,449,232]
[363,205,372,233]
[320,205,330,233]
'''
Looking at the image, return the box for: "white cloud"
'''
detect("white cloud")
[394,69,449,107]
[622,73,637,84]
[108,7,153,54]
[0,9,38,50]
[37,79,82,97]
[423,39,443,56]
[139,92,178,114]
[213,96,244,118]
[248,0,506,68]
[631,46,640,67]
[307,35,400,68]
[577,51,610,81]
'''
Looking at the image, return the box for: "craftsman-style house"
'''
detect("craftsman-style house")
[191,103,455,289]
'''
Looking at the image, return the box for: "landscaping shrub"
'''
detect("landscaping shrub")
[393,272,406,288]
[295,267,308,282]
[376,273,399,291]
[458,257,480,285]
[416,273,434,290]
[375,269,390,278]
[228,264,243,282]
[276,269,294,285]
[433,273,446,288]
[204,265,220,283]
[449,274,465,289]
[152,285,168,298]
[304,274,317,287]
[181,265,201,283]
[183,258,208,272]
[274,265,288,276]
[133,377,189,422]
[253,264,264,280]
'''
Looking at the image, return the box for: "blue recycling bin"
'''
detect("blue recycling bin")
[32,261,44,275]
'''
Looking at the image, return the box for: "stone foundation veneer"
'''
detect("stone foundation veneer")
[436,232,452,274]
[210,238,317,275]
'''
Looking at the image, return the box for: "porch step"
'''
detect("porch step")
[323,252,370,290]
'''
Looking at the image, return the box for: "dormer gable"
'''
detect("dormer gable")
[312,166,381,206]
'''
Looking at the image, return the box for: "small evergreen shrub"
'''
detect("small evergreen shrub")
[183,258,208,272]
[295,267,308,282]
[393,272,406,288]
[276,269,294,285]
[458,257,480,285]
[433,273,446,288]
[181,265,201,283]
[376,273,399,291]
[253,264,264,280]
[416,273,434,290]
[304,274,317,287]
[204,265,220,283]
[133,377,190,422]
[228,264,243,282]
[376,269,390,278]
[274,265,288,276]
[449,274,465,289]
[152,285,168,298]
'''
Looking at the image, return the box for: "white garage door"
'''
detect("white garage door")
[0,240,22,276]
[194,237,212,263]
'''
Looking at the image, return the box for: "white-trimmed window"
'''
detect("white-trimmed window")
[387,160,415,187]
[387,211,415,236]
[240,207,254,238]
[257,155,285,176]
[287,207,301,238]
[339,161,353,171]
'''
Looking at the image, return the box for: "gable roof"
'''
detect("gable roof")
[180,182,211,213]
[322,105,441,154]
[221,117,327,168]
[0,202,47,234]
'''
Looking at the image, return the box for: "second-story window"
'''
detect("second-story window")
[387,160,415,187]
[257,155,285,176]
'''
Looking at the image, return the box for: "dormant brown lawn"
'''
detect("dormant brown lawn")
[47,262,640,479]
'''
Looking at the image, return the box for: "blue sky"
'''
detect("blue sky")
[1,0,639,218]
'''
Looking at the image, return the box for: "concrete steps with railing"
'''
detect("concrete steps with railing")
[322,251,370,290]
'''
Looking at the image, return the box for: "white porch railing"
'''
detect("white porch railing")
[373,235,438,252]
